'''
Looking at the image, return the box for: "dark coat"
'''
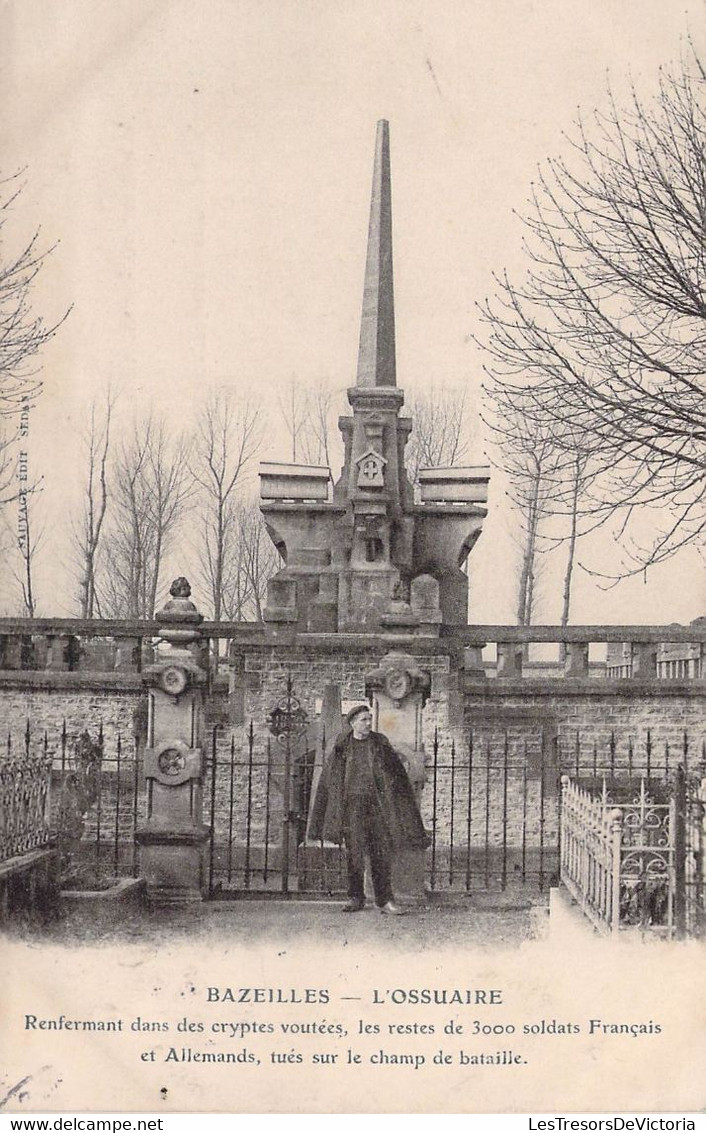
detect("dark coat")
[308,730,429,849]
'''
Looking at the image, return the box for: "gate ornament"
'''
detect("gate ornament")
[144,740,202,786]
[384,668,412,703]
[157,747,187,777]
[365,651,430,707]
[143,656,206,694]
[267,690,309,747]
[170,577,192,599]
[143,657,205,693]
[159,664,189,697]
[618,783,672,927]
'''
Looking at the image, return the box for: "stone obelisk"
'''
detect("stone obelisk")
[356,118,397,390]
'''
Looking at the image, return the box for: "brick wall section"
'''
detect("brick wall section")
[230,641,454,730]
[0,674,144,753]
[462,680,706,764]
[450,680,706,859]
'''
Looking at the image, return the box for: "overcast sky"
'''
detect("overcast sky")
[1,0,704,622]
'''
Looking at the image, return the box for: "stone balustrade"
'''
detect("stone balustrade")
[0,618,703,682]
[446,623,706,682]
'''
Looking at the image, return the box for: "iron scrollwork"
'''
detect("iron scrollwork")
[619,787,672,927]
[0,755,53,859]
[267,689,309,748]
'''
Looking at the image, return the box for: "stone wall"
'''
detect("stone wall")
[0,673,144,753]
[461,679,706,763]
[230,638,454,728]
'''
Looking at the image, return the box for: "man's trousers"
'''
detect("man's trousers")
[343,796,394,907]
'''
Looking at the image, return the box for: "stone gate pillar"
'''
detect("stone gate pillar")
[366,651,430,904]
[136,578,209,904]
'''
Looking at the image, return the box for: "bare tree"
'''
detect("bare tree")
[278,377,307,464]
[512,449,551,627]
[0,173,63,614]
[484,391,557,624]
[298,381,340,469]
[484,376,602,626]
[0,422,21,507]
[72,389,117,618]
[278,377,344,470]
[0,402,45,616]
[0,173,64,415]
[239,507,279,622]
[557,451,592,629]
[17,501,40,616]
[478,48,706,579]
[15,487,41,617]
[101,414,192,618]
[190,388,262,622]
[220,497,280,622]
[405,385,472,486]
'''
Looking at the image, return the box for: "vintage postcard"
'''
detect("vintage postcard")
[0,0,705,1116]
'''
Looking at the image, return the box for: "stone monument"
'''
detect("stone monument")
[260,120,490,636]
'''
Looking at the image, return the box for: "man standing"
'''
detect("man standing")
[309,704,429,914]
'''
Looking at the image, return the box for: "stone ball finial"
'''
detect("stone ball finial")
[170,577,192,599]
[155,576,202,645]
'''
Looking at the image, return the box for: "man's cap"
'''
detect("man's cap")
[346,703,372,725]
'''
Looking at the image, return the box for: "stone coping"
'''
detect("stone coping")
[61,877,146,908]
[0,671,144,692]
[0,846,56,881]
[0,668,701,695]
[411,503,488,517]
[0,671,230,693]
[0,620,703,643]
[462,677,706,697]
[233,633,458,655]
[444,624,706,644]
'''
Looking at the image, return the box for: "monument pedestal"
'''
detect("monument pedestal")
[136,828,209,905]
[135,579,209,905]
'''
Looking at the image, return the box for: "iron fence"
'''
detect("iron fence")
[423,728,699,895]
[0,721,142,884]
[72,729,142,883]
[206,712,339,898]
[560,778,623,933]
[560,776,678,935]
[205,714,703,902]
[425,729,557,893]
[674,765,706,938]
[0,747,52,862]
[3,709,701,922]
